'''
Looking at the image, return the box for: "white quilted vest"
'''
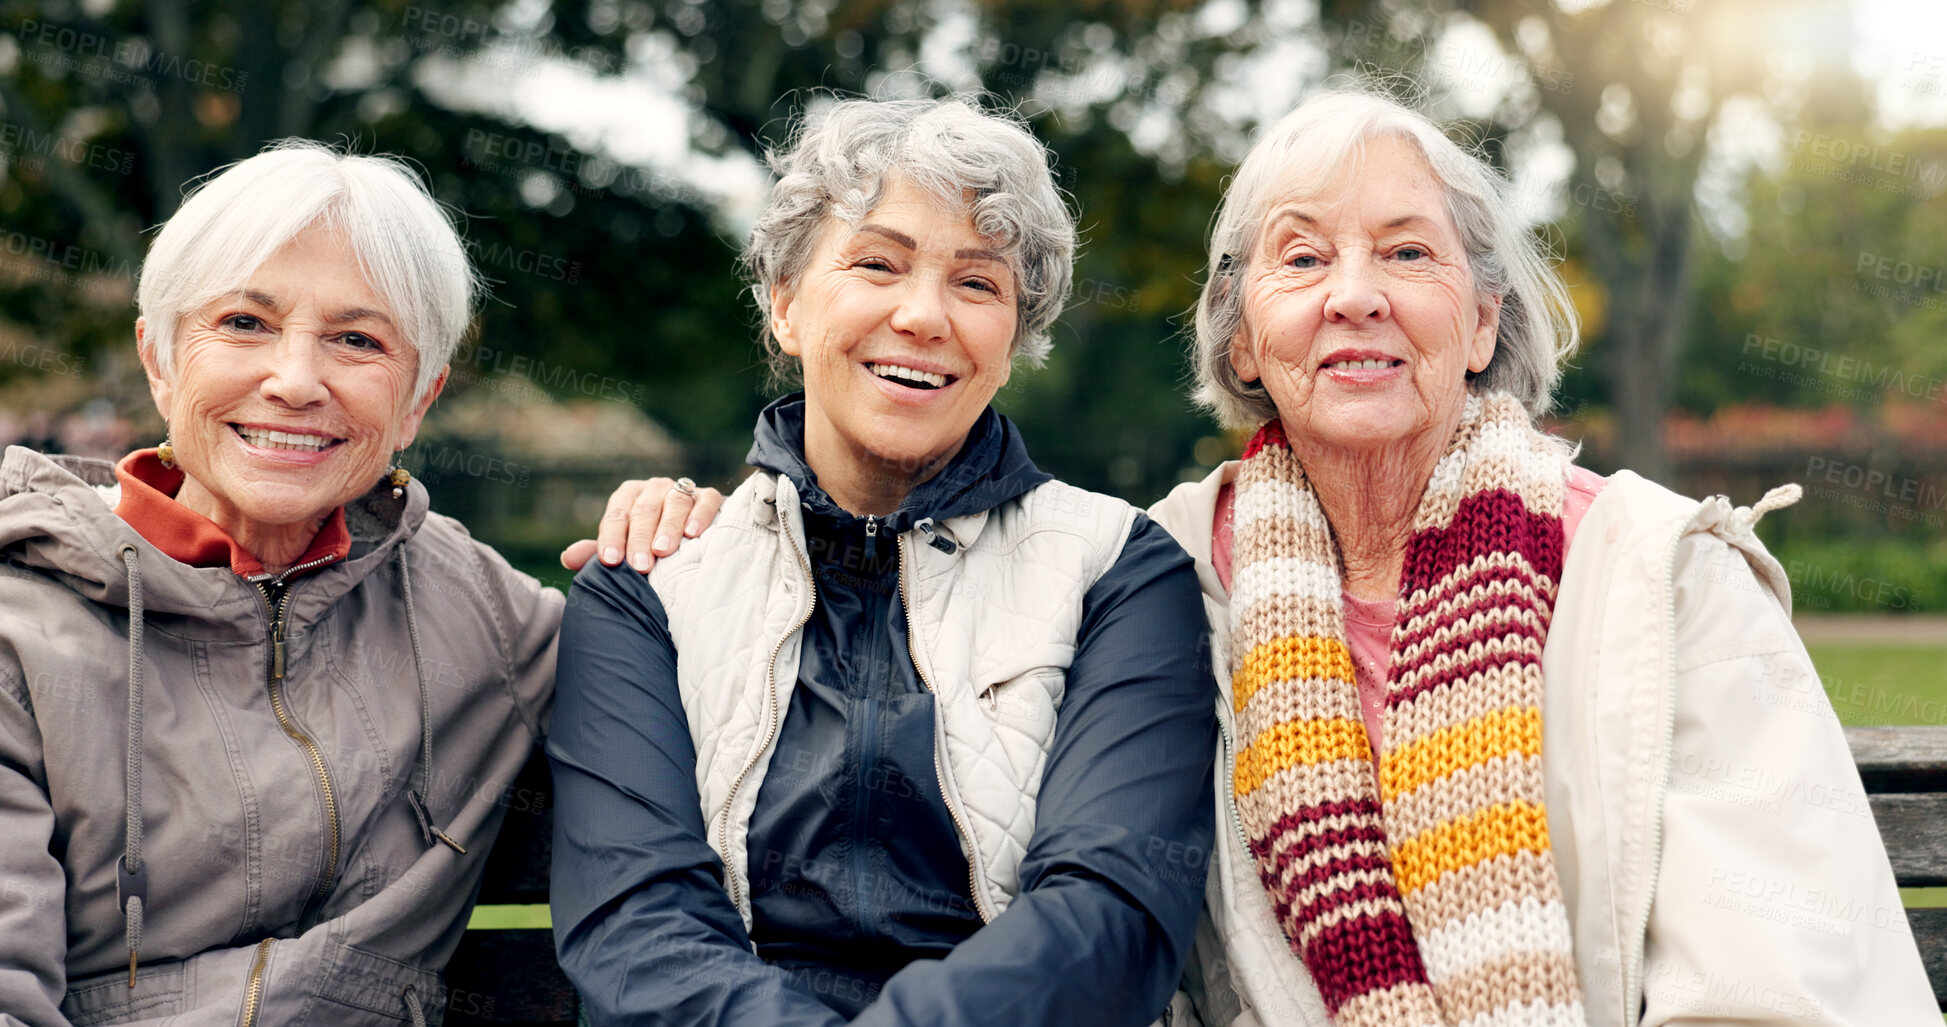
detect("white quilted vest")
[650,469,1136,927]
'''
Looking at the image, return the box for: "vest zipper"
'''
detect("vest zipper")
[1216,701,1286,947]
[715,501,817,915]
[1620,529,1687,1023]
[250,552,344,934]
[897,531,994,923]
[238,936,273,1027]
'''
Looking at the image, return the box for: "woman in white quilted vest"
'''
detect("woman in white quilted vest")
[1143,90,1937,1026]
[546,97,1218,1026]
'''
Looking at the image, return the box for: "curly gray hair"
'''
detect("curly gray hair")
[742,97,1075,382]
[1192,90,1579,428]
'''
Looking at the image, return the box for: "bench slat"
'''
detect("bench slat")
[1909,908,1947,1013]
[1868,794,1947,888]
[1844,726,1947,792]
[445,929,576,1025]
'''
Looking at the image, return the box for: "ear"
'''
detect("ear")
[1468,293,1502,374]
[1228,328,1262,384]
[395,364,449,450]
[135,317,175,422]
[771,282,801,357]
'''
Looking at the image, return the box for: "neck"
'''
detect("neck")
[802,420,964,518]
[1289,423,1455,602]
[173,475,325,575]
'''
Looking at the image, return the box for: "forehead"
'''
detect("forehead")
[237,228,391,309]
[1259,135,1457,238]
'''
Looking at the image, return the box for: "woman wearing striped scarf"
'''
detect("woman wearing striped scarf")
[1147,90,1937,1027]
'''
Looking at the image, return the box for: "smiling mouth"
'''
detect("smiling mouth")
[868,362,956,391]
[1323,358,1404,371]
[231,424,343,453]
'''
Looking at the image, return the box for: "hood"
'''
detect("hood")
[0,445,429,621]
[746,394,1052,536]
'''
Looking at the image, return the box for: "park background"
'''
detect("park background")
[2,0,1945,922]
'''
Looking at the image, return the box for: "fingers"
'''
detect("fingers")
[560,538,598,571]
[686,488,725,538]
[596,480,648,567]
[629,479,691,573]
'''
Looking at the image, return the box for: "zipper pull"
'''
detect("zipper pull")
[915,517,960,554]
[406,790,468,854]
[271,619,287,681]
[863,515,880,561]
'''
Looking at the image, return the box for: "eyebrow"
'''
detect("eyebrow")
[855,224,917,249]
[237,289,396,328]
[855,223,1007,265]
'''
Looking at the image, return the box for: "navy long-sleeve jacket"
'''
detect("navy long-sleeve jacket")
[548,398,1216,1026]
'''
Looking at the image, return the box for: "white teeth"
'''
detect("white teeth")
[236,426,333,452]
[868,363,948,388]
[1326,359,1396,371]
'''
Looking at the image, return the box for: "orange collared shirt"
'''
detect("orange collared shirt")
[113,448,351,579]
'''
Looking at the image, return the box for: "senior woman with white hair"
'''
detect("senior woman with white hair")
[1142,90,1936,1026]
[547,97,1216,1026]
[0,142,582,1026]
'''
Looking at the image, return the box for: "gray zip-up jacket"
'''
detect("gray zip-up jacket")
[0,446,561,1027]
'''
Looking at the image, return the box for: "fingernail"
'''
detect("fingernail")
[686,521,701,537]
[631,551,651,572]
[603,547,621,565]
[653,534,672,553]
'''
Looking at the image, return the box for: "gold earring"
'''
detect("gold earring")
[156,439,175,468]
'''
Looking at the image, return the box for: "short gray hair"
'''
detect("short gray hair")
[138,139,477,403]
[742,97,1075,380]
[1192,90,1578,428]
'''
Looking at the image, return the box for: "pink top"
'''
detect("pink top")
[1214,464,1609,755]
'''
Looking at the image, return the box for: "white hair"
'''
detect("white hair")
[1192,90,1579,428]
[137,139,477,402]
[742,96,1075,381]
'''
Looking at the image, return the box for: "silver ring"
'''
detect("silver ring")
[673,476,698,496]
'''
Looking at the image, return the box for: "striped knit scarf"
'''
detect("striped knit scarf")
[1228,392,1586,1027]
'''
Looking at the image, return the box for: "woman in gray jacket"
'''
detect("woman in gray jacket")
[0,142,576,1027]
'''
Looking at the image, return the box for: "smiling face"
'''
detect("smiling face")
[772,176,1017,512]
[1230,134,1500,458]
[140,226,445,547]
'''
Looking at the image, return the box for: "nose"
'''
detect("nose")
[1322,254,1390,325]
[259,330,329,408]
[887,275,950,344]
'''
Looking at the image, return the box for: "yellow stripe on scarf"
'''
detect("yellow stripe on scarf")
[1390,801,1553,895]
[1233,635,1355,712]
[1380,706,1542,803]
[1234,716,1370,797]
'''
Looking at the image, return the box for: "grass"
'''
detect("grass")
[468,904,551,930]
[1808,644,1947,728]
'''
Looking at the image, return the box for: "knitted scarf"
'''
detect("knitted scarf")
[1228,392,1586,1027]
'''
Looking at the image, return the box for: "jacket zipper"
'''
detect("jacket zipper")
[1215,702,1286,946]
[715,504,816,914]
[238,937,273,1027]
[250,553,343,933]
[897,532,995,923]
[1619,527,1687,1023]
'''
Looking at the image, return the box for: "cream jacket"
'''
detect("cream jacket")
[648,469,1137,925]
[1148,463,1937,1027]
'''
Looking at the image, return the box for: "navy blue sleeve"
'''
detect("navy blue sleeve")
[853,513,1218,1027]
[547,560,845,1027]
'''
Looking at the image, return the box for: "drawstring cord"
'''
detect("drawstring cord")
[402,985,429,1027]
[117,545,148,988]
[397,546,465,855]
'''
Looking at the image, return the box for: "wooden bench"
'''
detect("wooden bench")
[445,728,1947,1022]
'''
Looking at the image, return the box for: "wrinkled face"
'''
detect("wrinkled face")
[141,227,444,532]
[773,175,1017,488]
[1230,135,1499,455]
